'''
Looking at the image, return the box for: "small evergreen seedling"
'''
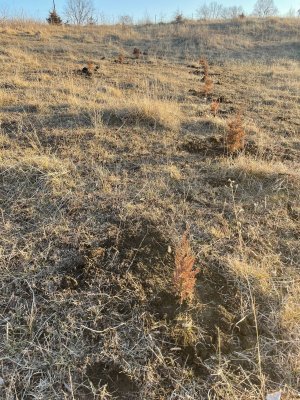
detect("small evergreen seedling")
[211,100,220,117]
[173,231,199,304]
[47,1,62,25]
[200,58,214,96]
[226,112,245,153]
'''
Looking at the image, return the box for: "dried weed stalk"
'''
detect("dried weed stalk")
[226,112,245,153]
[173,232,199,304]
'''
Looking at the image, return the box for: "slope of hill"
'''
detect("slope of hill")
[0,18,299,399]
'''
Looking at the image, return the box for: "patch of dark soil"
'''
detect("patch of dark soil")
[1,113,93,136]
[49,104,71,112]
[0,104,39,113]
[181,119,225,135]
[119,82,139,90]
[44,112,92,129]
[150,290,180,320]
[116,218,171,274]
[205,176,231,187]
[219,106,235,116]
[0,82,17,89]
[244,140,299,161]
[86,362,138,399]
[102,107,167,130]
[179,345,210,377]
[1,120,20,134]
[181,135,225,156]
[56,219,171,292]
[186,64,199,69]
[201,266,258,350]
[148,261,258,381]
[182,135,281,159]
[101,109,125,126]
[190,69,203,76]
[188,89,204,98]
[58,252,88,290]
[104,34,120,43]
[216,96,233,104]
[287,202,300,222]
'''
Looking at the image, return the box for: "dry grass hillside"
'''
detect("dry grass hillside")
[0,17,299,399]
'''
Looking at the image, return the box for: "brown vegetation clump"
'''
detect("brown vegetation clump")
[226,112,245,153]
[199,57,209,77]
[173,231,199,304]
[118,53,125,64]
[211,99,220,116]
[133,47,141,59]
[78,62,99,77]
[199,57,214,96]
[87,61,94,73]
[204,77,214,96]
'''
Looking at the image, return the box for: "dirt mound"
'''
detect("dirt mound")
[181,135,225,156]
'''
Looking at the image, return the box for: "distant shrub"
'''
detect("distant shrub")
[47,9,62,25]
[173,12,185,24]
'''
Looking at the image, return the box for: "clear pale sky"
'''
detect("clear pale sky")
[1,0,299,21]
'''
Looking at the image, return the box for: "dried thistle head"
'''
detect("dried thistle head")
[173,231,199,304]
[226,112,245,153]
